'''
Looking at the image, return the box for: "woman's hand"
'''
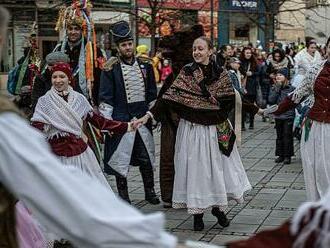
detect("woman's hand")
[138,114,151,125]
[127,120,143,132]
[257,108,265,116]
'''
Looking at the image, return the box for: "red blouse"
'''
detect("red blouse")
[32,112,128,157]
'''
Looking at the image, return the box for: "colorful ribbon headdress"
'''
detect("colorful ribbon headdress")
[55,0,97,99]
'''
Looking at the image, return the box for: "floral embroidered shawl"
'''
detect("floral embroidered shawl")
[162,62,234,110]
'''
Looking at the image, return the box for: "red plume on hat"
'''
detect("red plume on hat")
[51,63,74,86]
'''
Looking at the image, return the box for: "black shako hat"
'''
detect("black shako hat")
[111,21,133,44]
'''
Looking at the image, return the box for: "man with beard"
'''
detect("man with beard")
[99,21,159,205]
[0,6,180,248]
[53,4,105,106]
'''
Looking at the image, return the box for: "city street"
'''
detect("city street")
[106,117,304,246]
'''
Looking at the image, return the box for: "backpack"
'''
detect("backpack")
[7,50,31,95]
[7,64,21,95]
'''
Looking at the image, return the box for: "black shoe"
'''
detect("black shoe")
[145,188,160,205]
[212,208,230,227]
[54,240,74,248]
[117,189,131,204]
[275,157,284,163]
[193,214,204,231]
[116,177,131,204]
[283,157,291,164]
[163,201,172,208]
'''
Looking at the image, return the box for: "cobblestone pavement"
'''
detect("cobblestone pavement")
[105,117,304,246]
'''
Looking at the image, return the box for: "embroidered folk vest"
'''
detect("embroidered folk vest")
[0,96,20,248]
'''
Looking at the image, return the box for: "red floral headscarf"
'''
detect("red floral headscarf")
[51,63,74,85]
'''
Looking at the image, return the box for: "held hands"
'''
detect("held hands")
[256,105,279,117]
[257,108,265,116]
[127,119,143,132]
[137,114,151,125]
[127,114,151,132]
[263,104,279,116]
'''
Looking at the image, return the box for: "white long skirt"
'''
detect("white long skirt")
[58,146,110,187]
[301,121,330,201]
[172,119,251,214]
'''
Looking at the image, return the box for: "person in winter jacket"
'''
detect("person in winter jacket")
[239,47,259,130]
[266,48,291,80]
[294,39,322,75]
[268,68,295,164]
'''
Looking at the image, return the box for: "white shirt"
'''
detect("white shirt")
[0,112,177,248]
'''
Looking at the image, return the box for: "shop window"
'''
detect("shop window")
[235,25,249,38]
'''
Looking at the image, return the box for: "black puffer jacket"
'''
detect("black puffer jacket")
[31,69,52,111]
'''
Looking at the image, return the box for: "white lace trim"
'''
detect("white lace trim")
[291,60,327,108]
[172,203,227,214]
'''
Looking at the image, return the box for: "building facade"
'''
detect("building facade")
[305,0,330,44]
[275,0,305,44]
[0,0,133,73]
[218,0,275,48]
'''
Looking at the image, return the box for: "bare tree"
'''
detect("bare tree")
[235,0,328,44]
[134,0,208,55]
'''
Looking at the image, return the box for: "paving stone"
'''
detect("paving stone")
[259,188,287,194]
[246,171,267,185]
[282,189,307,202]
[253,193,283,201]
[165,211,190,220]
[263,216,287,226]
[224,223,259,234]
[231,215,265,225]
[211,235,249,245]
[257,225,278,232]
[265,181,292,188]
[105,119,306,245]
[172,231,205,242]
[269,210,295,219]
[271,173,299,182]
[238,209,271,218]
[247,199,279,209]
[165,220,186,229]
[275,200,302,209]
[177,219,216,231]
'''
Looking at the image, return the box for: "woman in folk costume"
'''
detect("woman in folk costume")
[31,62,135,185]
[267,36,330,201]
[140,37,262,231]
[0,98,178,248]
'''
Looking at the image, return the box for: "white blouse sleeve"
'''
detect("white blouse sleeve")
[0,112,177,248]
[291,67,314,104]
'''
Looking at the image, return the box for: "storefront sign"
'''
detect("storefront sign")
[229,0,258,11]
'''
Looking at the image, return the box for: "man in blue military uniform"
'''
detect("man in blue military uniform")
[99,21,159,205]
